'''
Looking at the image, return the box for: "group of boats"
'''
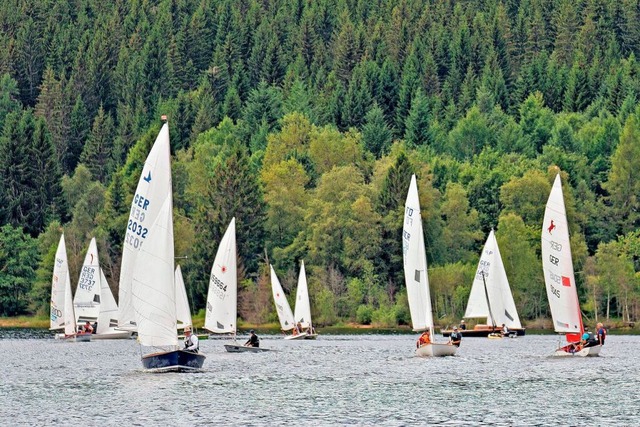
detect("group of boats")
[404,173,602,358]
[50,121,601,372]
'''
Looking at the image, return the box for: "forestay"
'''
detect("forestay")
[402,175,433,332]
[204,218,237,335]
[270,265,295,331]
[541,174,582,337]
[118,124,172,331]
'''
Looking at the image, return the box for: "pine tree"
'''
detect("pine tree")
[80,106,115,183]
[362,103,392,158]
[404,89,432,147]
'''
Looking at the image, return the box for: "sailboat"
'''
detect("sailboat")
[204,219,270,352]
[403,175,456,357]
[271,261,318,340]
[445,230,525,338]
[121,122,205,371]
[50,234,89,342]
[542,173,601,357]
[75,238,131,340]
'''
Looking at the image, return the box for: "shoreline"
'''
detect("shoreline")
[2,316,635,335]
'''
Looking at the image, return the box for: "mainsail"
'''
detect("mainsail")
[118,124,172,331]
[402,175,433,333]
[204,218,237,334]
[270,265,295,331]
[541,174,583,340]
[50,234,76,335]
[74,238,101,326]
[294,260,313,328]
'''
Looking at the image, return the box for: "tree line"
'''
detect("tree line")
[1,0,639,327]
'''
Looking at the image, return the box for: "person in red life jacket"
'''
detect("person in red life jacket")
[83,321,93,334]
[596,323,606,345]
[416,330,431,348]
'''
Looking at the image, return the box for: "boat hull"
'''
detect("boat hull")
[415,342,458,357]
[442,326,525,337]
[54,333,91,342]
[284,333,318,340]
[553,344,602,357]
[141,350,206,372]
[224,344,271,353]
[91,331,133,340]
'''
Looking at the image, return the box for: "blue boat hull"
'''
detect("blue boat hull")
[141,350,206,372]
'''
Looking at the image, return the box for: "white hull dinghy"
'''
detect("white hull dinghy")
[403,175,457,357]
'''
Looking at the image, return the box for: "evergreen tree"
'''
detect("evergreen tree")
[404,89,432,147]
[362,103,393,158]
[80,106,115,183]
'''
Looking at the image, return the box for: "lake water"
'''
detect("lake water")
[1,332,638,426]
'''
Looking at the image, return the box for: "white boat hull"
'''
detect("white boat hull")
[415,342,457,357]
[284,333,318,340]
[91,331,133,340]
[54,333,91,342]
[553,344,602,357]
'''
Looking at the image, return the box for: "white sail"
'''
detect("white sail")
[465,230,521,329]
[402,175,433,332]
[96,269,119,334]
[175,265,192,329]
[74,238,101,326]
[294,260,312,328]
[270,265,295,331]
[118,123,172,330]
[541,174,582,335]
[204,218,237,334]
[132,194,178,347]
[50,234,76,335]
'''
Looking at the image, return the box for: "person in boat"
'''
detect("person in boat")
[82,322,93,334]
[92,322,97,334]
[459,320,466,330]
[501,323,509,337]
[581,327,598,348]
[596,323,606,345]
[296,322,303,334]
[183,326,199,353]
[416,330,431,348]
[449,326,462,347]
[245,330,260,347]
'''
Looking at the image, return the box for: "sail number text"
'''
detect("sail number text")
[78,266,96,291]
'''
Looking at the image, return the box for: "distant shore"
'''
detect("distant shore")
[1,315,635,334]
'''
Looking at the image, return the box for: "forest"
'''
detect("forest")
[1,0,640,328]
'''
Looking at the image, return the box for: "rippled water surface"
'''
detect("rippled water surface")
[1,332,638,426]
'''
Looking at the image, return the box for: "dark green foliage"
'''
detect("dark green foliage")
[0,224,39,316]
[2,0,640,323]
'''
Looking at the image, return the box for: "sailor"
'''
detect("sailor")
[245,330,260,347]
[459,320,467,330]
[416,330,431,348]
[184,326,199,353]
[501,323,509,336]
[83,321,94,334]
[449,326,462,347]
[596,323,606,345]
